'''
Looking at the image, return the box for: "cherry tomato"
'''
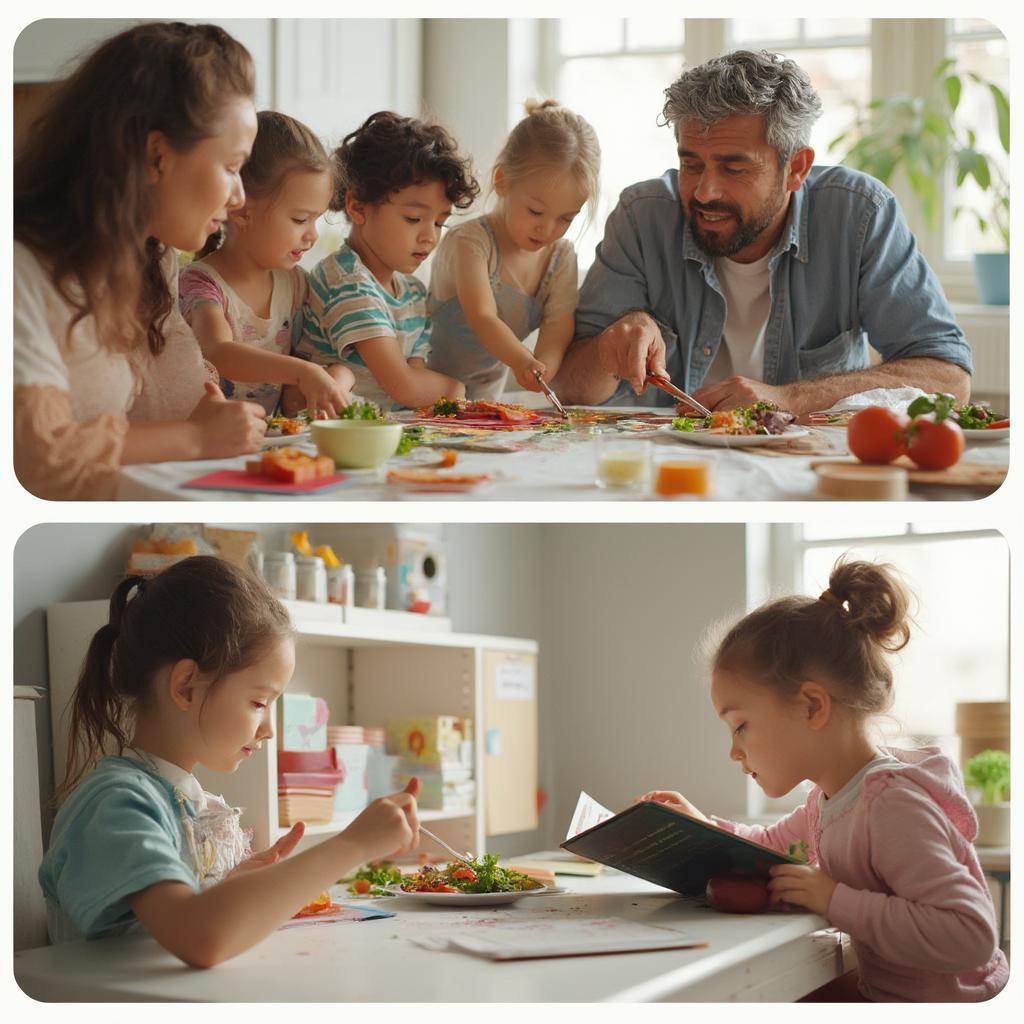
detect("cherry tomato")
[452,867,477,881]
[352,878,371,894]
[705,871,770,914]
[847,406,908,464]
[906,417,965,470]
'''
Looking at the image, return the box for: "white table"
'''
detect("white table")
[14,868,853,1002]
[116,413,1008,502]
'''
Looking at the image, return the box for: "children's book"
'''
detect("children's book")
[560,795,800,896]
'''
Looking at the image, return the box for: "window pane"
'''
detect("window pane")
[558,54,683,273]
[731,18,800,44]
[801,522,907,541]
[954,18,1002,34]
[626,18,684,51]
[803,538,1009,748]
[945,33,1009,260]
[559,18,624,57]
[804,19,870,40]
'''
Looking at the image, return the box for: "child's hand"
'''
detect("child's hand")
[342,778,421,861]
[297,362,352,418]
[513,354,549,392]
[634,790,711,822]
[768,863,838,916]
[226,822,306,878]
[189,382,267,456]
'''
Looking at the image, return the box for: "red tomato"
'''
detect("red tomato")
[451,867,477,881]
[906,418,965,470]
[705,872,770,914]
[847,407,908,464]
[352,878,371,894]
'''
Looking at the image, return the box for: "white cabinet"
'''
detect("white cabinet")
[45,599,538,860]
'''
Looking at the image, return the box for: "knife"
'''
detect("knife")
[645,373,713,418]
[533,370,570,419]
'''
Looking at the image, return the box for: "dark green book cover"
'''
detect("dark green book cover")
[560,801,800,895]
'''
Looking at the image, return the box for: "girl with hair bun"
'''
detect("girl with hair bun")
[40,557,421,967]
[427,100,601,399]
[638,559,1007,1002]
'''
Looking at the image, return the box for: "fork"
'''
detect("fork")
[418,824,475,869]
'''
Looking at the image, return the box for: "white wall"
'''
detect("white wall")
[541,524,752,831]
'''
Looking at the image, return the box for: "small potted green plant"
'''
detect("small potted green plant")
[963,749,1010,846]
[830,58,1009,304]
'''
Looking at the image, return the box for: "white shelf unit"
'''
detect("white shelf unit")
[46,600,539,861]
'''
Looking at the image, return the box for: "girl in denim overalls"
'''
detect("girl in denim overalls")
[427,101,600,400]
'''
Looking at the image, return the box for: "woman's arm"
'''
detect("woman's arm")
[128,786,420,968]
[453,243,545,391]
[357,336,465,409]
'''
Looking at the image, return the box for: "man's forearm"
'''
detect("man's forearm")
[788,357,970,414]
[550,335,619,405]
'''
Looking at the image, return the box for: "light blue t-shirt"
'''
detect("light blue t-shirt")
[575,164,973,406]
[38,757,200,943]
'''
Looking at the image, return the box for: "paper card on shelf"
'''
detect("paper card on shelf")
[566,791,615,840]
[429,918,707,960]
[494,657,535,701]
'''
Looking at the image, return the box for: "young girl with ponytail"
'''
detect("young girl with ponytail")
[638,559,1007,1002]
[40,557,420,967]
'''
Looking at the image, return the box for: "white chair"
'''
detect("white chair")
[14,686,49,950]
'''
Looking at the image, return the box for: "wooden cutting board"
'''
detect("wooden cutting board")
[811,457,1007,490]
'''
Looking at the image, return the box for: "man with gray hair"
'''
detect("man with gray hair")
[552,50,971,412]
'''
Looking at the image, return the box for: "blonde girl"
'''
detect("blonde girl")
[180,110,356,418]
[14,22,268,500]
[427,100,600,399]
[640,559,1007,1002]
[39,557,420,967]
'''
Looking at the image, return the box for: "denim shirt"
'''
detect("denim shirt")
[574,165,972,407]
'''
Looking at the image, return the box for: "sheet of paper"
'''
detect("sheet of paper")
[431,917,707,960]
[494,657,535,700]
[566,790,615,840]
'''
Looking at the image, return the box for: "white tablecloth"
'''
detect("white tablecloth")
[116,413,1008,502]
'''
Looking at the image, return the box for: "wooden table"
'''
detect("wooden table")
[14,868,854,1002]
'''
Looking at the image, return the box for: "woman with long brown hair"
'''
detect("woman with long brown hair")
[14,21,268,499]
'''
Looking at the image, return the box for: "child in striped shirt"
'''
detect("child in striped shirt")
[295,111,477,410]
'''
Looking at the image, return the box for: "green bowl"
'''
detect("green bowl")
[309,420,402,469]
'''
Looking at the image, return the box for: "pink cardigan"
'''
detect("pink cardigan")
[713,747,1008,1002]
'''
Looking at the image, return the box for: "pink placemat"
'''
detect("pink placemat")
[182,469,352,495]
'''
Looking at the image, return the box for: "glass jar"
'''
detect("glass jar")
[356,567,387,610]
[263,552,296,601]
[296,555,328,603]
[327,563,355,607]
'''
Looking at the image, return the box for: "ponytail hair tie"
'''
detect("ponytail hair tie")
[819,588,843,609]
[131,575,148,595]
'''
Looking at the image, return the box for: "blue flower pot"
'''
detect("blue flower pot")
[973,252,1009,305]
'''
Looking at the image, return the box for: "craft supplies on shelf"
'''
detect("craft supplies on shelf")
[386,716,473,766]
[296,555,328,603]
[356,567,388,610]
[264,552,297,600]
[277,749,344,826]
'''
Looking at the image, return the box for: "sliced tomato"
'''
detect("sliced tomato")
[986,419,1010,429]
[451,867,477,881]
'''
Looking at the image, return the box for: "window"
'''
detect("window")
[943,19,1009,262]
[727,19,871,170]
[747,523,1009,818]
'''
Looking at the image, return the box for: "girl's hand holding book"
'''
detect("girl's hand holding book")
[635,789,711,823]
[768,863,838,916]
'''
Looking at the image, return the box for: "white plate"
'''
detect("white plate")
[384,884,547,906]
[262,428,312,448]
[963,427,1009,443]
[657,423,809,447]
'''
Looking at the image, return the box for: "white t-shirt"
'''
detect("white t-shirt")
[704,251,772,385]
[818,750,905,828]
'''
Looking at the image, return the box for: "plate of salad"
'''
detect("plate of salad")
[660,402,808,446]
[954,404,1009,442]
[385,854,546,906]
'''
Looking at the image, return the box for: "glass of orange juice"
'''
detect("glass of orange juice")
[654,456,713,498]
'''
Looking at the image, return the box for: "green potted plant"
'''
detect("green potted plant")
[830,58,1009,304]
[963,748,1010,846]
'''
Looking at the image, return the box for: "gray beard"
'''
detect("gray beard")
[688,185,787,259]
